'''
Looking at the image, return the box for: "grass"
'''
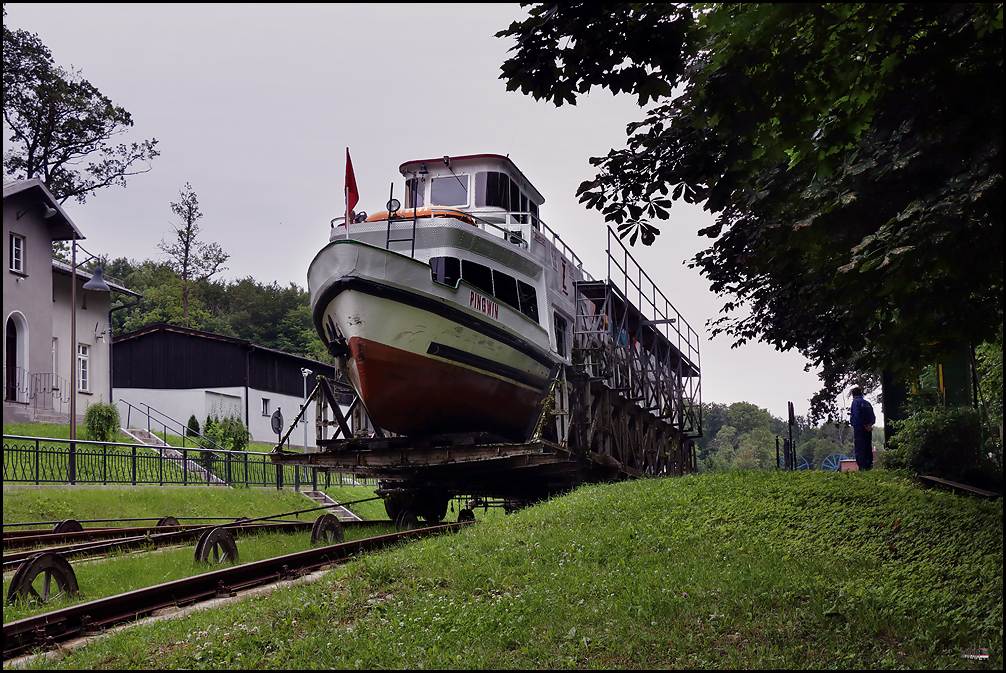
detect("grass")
[7,469,1001,669]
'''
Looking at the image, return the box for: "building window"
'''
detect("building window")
[76,344,90,392]
[262,398,271,416]
[10,233,25,274]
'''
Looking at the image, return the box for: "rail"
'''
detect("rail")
[2,366,72,415]
[118,398,228,452]
[3,522,471,661]
[342,207,592,280]
[2,435,377,490]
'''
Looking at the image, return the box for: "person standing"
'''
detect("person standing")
[849,386,876,470]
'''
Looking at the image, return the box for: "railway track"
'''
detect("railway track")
[2,519,395,567]
[3,521,471,661]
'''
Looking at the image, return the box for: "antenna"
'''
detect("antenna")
[507,125,517,157]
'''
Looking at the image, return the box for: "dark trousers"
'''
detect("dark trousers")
[854,426,873,470]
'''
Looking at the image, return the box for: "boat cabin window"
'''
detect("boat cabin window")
[461,259,494,296]
[431,175,468,206]
[433,256,540,323]
[493,270,519,312]
[554,313,568,358]
[475,171,539,228]
[430,256,460,287]
[405,178,424,209]
[517,279,539,322]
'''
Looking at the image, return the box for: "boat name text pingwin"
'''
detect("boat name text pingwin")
[470,290,499,320]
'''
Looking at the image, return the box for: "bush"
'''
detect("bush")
[83,398,121,442]
[886,405,1002,491]
[202,411,248,451]
[186,414,201,438]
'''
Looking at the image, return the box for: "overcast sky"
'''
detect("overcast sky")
[5,3,877,425]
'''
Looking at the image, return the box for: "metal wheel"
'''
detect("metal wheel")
[384,495,404,523]
[419,492,449,523]
[156,516,180,528]
[821,453,850,472]
[310,514,345,545]
[457,508,475,523]
[194,527,239,564]
[52,519,83,534]
[395,509,421,531]
[6,552,79,605]
[796,454,810,470]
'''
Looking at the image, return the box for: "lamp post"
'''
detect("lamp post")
[300,368,312,451]
[69,234,110,484]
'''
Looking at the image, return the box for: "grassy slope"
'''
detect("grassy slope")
[12,470,1001,670]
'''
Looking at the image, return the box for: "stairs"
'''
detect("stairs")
[122,427,228,485]
[302,489,363,522]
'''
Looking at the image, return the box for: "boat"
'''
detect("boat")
[308,154,589,441]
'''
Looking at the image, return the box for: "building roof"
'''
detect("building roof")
[2,178,83,241]
[113,323,335,369]
[51,259,141,297]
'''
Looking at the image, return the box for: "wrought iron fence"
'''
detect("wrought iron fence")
[2,367,71,414]
[2,435,377,490]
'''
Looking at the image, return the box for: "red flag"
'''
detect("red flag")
[345,148,359,227]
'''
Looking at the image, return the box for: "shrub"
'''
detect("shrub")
[186,414,201,438]
[83,398,121,442]
[886,405,1002,491]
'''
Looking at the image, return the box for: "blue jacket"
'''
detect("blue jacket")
[850,396,876,428]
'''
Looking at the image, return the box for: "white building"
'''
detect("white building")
[3,179,138,425]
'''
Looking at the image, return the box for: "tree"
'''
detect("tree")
[497,4,1003,420]
[2,11,159,203]
[158,184,229,328]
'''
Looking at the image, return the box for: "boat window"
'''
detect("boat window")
[462,260,494,296]
[493,270,520,312]
[518,280,539,322]
[405,178,424,209]
[476,171,509,209]
[431,174,468,206]
[529,201,539,229]
[430,256,460,287]
[554,313,568,358]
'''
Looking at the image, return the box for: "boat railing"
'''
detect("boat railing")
[460,209,593,282]
[349,206,594,282]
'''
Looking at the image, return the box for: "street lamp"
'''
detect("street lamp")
[300,368,313,451]
[69,234,110,484]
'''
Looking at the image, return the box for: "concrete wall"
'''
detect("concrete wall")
[3,193,55,400]
[52,268,112,416]
[114,385,325,449]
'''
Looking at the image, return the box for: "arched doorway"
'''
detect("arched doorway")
[6,316,19,402]
[4,313,29,404]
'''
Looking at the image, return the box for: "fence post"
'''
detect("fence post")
[34,438,40,485]
[131,446,137,485]
[226,451,232,485]
[183,449,188,486]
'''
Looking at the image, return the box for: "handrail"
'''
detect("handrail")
[117,398,228,452]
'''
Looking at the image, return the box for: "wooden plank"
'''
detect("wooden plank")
[917,474,1000,499]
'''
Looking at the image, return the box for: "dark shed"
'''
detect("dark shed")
[113,324,336,424]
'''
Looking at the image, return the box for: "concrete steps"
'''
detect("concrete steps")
[301,489,363,522]
[122,427,227,485]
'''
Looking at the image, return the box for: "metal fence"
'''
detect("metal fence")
[2,435,377,491]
